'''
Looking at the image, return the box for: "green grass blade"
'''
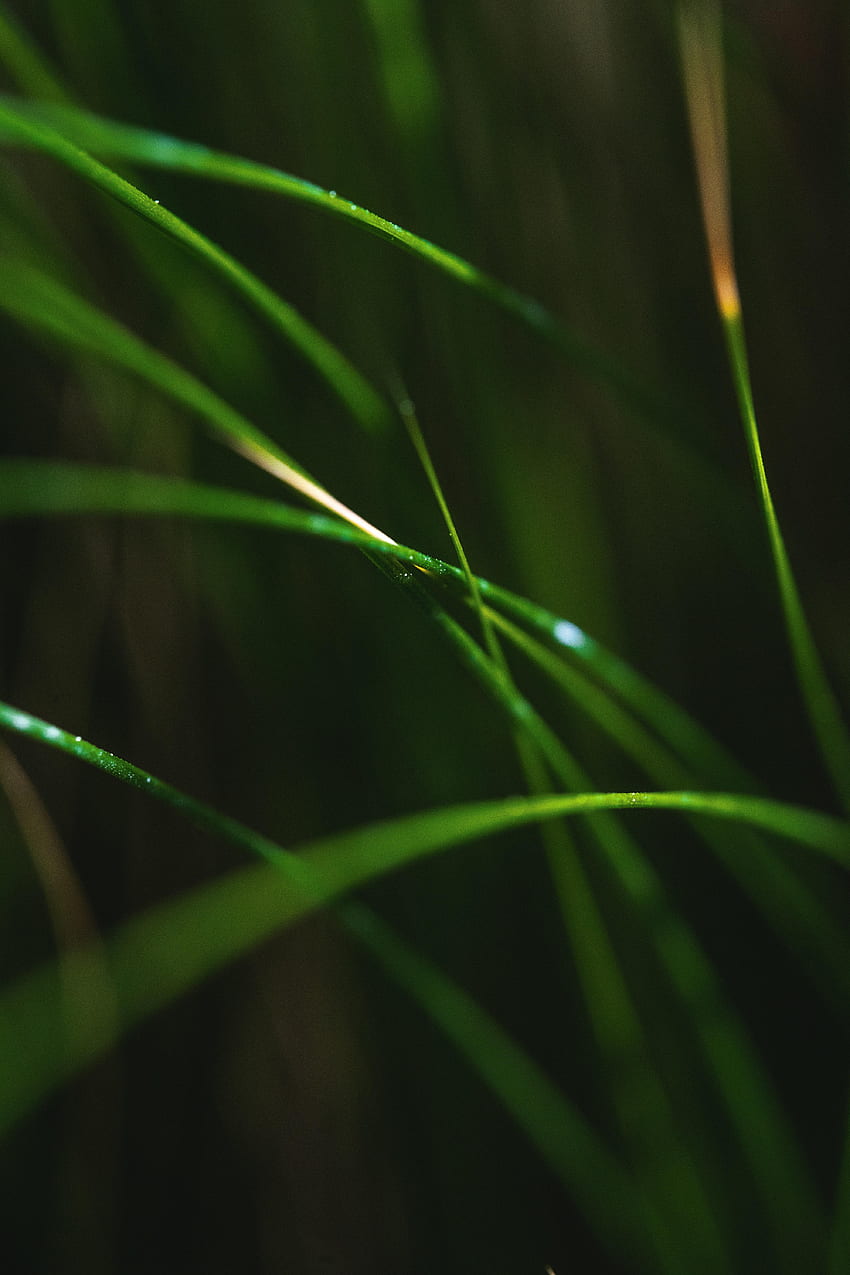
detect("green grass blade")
[0,698,848,1128]
[0,767,647,1267]
[0,95,682,427]
[490,607,850,1010]
[0,262,396,543]
[0,454,805,806]
[678,0,850,813]
[0,691,845,1273]
[425,603,822,1267]
[0,98,389,433]
[723,313,850,813]
[0,454,809,791]
[394,405,734,1266]
[1,704,847,881]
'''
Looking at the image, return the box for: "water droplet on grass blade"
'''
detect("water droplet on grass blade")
[553,619,586,650]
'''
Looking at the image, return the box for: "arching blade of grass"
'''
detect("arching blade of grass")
[0,697,847,1134]
[0,452,789,822]
[0,706,845,896]
[490,608,850,1014]
[0,457,790,788]
[6,708,843,868]
[678,0,850,814]
[0,767,650,1271]
[2,456,830,1264]
[0,692,847,1269]
[0,99,390,433]
[0,261,395,545]
[0,94,696,438]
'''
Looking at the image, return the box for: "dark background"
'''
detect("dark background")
[1,2,849,1272]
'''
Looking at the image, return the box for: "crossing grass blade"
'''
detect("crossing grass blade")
[393,414,737,1269]
[0,95,655,418]
[2,705,845,1268]
[0,695,847,1121]
[0,261,395,543]
[489,607,850,1013]
[0,453,750,794]
[0,98,390,433]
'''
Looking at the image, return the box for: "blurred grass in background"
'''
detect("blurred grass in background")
[1,1,849,1272]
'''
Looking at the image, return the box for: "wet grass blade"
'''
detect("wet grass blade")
[0,94,685,431]
[1,696,847,1125]
[0,98,390,432]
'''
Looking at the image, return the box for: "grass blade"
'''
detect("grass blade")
[0,697,845,1268]
[395,402,735,1266]
[0,261,395,544]
[0,94,688,432]
[0,98,390,433]
[490,607,850,1011]
[678,0,850,813]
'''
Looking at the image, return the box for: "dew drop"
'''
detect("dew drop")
[553,620,586,650]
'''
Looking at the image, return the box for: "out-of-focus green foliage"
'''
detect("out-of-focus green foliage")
[1,3,849,1273]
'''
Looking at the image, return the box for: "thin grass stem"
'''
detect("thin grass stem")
[678,0,850,813]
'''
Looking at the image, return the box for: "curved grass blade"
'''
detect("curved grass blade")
[0,458,833,1262]
[0,689,847,1268]
[0,261,395,545]
[0,456,804,789]
[0,716,653,1269]
[678,1,850,813]
[0,98,390,433]
[0,95,689,433]
[0,691,846,1266]
[490,607,850,1013]
[416,602,825,1269]
[0,251,764,798]
[0,698,848,1130]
